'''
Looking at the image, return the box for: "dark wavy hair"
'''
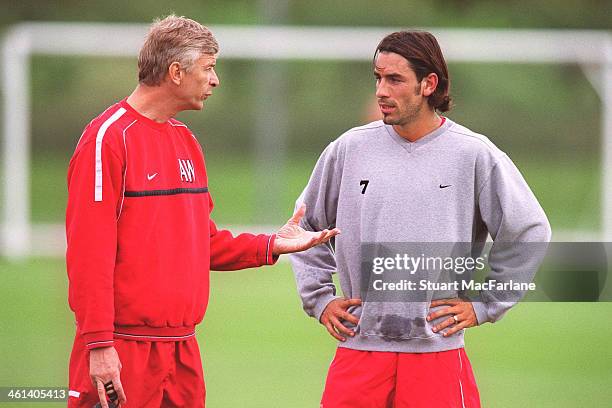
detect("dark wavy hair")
[375,31,453,112]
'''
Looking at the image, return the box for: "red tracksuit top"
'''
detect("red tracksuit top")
[66,99,276,349]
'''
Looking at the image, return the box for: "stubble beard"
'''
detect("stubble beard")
[382,102,422,127]
[381,85,423,126]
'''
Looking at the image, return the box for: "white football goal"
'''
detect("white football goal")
[2,23,611,257]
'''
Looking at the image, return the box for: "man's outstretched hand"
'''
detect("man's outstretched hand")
[272,205,340,255]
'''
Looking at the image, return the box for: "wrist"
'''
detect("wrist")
[89,345,114,354]
[82,330,114,350]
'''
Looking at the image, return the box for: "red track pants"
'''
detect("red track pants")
[321,347,481,408]
[68,334,205,408]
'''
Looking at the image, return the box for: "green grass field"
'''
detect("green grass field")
[1,148,607,406]
[1,258,611,407]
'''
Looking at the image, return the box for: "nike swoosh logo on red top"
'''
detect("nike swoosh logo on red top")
[147,173,158,180]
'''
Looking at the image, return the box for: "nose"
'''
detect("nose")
[375,79,388,98]
[210,68,219,87]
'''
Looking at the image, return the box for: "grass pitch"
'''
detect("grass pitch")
[0,258,611,407]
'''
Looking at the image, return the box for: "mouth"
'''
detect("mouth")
[378,103,395,115]
[202,93,212,100]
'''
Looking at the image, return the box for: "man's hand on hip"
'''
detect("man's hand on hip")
[89,346,127,408]
[272,204,340,255]
[427,298,478,337]
[320,298,362,342]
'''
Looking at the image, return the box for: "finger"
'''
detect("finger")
[321,229,340,242]
[324,321,346,341]
[317,229,330,241]
[427,305,460,322]
[289,204,306,225]
[340,311,360,325]
[310,231,337,248]
[330,316,355,337]
[96,379,109,408]
[451,310,478,330]
[112,377,127,405]
[430,298,460,308]
[443,319,470,337]
[306,230,329,247]
[344,298,362,307]
[315,230,333,244]
[320,313,329,326]
[326,229,341,240]
[432,316,457,333]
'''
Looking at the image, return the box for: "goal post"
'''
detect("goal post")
[2,23,611,257]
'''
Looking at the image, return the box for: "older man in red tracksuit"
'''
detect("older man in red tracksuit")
[65,15,337,408]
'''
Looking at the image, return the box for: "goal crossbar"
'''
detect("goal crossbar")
[2,23,611,256]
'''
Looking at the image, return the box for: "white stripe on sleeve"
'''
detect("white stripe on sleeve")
[95,107,127,202]
[266,235,273,264]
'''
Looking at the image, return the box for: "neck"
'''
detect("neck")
[392,109,441,142]
[126,84,180,123]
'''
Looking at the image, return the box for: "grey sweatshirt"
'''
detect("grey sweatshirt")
[290,118,552,353]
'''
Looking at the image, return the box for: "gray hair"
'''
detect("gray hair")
[138,15,219,86]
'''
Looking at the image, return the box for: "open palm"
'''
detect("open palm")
[273,205,340,255]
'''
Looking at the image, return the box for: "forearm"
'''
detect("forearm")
[66,206,118,347]
[290,244,338,320]
[209,223,276,270]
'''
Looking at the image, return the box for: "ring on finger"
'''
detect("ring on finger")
[452,315,459,324]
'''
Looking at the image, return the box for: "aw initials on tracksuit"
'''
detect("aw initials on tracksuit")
[178,159,195,183]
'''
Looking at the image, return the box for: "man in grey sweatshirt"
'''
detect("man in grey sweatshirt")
[290,31,551,407]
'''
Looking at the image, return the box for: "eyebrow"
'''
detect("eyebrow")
[373,70,405,80]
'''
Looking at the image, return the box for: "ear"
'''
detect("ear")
[168,62,183,86]
[421,73,438,97]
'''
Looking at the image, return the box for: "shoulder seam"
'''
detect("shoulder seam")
[346,121,385,134]
[169,120,198,140]
[446,126,503,155]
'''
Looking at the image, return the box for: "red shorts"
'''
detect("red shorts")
[321,347,481,408]
[67,334,205,408]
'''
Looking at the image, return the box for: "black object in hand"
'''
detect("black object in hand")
[93,381,118,408]
[93,402,117,408]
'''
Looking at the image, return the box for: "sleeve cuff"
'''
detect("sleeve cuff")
[258,234,278,266]
[470,297,490,326]
[82,331,115,350]
[267,234,279,265]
